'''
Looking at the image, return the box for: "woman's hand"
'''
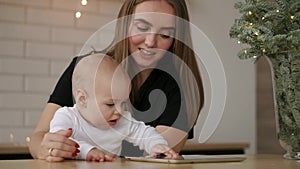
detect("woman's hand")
[156,125,188,152]
[86,148,116,162]
[150,144,179,159]
[42,128,80,162]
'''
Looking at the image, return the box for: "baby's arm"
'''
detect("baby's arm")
[58,139,116,161]
[65,137,116,161]
[49,108,79,162]
[50,108,95,161]
[125,113,179,159]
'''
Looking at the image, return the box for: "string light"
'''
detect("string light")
[244,50,248,54]
[262,17,265,20]
[290,16,295,20]
[75,11,82,18]
[9,133,14,142]
[248,11,253,16]
[81,0,88,6]
[238,41,241,44]
[253,55,258,59]
[254,31,259,36]
[26,137,31,143]
[75,0,88,19]
[262,48,266,53]
[276,9,280,13]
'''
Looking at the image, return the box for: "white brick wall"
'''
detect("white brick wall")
[0,40,24,57]
[0,0,122,144]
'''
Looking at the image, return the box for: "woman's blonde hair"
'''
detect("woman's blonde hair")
[105,0,204,128]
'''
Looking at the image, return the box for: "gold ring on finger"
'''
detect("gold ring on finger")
[48,148,54,156]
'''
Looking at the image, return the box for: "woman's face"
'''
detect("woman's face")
[128,0,176,70]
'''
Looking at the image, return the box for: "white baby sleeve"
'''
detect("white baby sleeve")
[50,107,74,133]
[125,113,168,154]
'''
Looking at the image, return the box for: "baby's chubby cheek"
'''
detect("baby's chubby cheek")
[88,113,111,129]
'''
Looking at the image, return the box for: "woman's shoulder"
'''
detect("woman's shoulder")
[60,56,80,74]
[64,56,82,75]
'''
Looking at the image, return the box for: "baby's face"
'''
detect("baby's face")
[84,65,131,130]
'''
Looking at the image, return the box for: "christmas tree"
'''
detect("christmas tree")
[229,0,300,62]
[230,0,300,159]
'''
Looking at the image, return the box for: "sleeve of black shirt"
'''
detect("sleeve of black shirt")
[48,57,78,107]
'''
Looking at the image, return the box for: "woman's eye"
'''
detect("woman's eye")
[160,34,171,39]
[159,30,174,39]
[134,22,150,32]
[137,26,149,32]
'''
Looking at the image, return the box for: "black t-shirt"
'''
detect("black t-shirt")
[48,57,77,107]
[48,56,194,155]
[130,65,190,134]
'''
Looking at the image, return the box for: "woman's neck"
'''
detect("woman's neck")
[136,68,153,89]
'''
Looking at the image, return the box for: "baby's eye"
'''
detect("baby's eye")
[106,103,114,107]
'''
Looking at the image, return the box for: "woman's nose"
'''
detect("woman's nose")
[144,33,157,47]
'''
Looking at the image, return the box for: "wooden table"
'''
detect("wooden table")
[0,155,299,169]
[0,142,249,159]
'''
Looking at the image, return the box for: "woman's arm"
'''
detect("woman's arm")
[29,103,78,160]
[156,125,188,153]
[29,103,60,159]
[29,57,78,160]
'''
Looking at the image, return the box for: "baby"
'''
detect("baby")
[49,54,178,162]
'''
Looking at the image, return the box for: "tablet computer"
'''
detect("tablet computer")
[125,154,246,164]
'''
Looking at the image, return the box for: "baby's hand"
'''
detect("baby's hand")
[86,148,116,162]
[150,144,179,159]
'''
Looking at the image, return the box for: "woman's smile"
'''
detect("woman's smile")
[139,48,157,59]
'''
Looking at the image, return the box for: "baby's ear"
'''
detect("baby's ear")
[75,89,87,107]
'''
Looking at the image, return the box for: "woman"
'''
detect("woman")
[29,0,204,161]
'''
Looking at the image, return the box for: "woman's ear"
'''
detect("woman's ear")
[75,89,88,108]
